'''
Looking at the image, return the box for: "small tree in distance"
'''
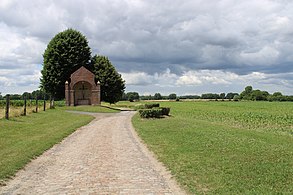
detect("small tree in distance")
[125,92,139,102]
[154,93,162,100]
[168,93,177,100]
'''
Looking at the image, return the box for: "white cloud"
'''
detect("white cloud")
[121,68,177,86]
[121,72,154,85]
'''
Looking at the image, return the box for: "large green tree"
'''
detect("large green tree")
[91,55,125,104]
[41,29,92,99]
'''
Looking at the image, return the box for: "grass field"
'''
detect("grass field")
[0,108,94,182]
[132,101,293,194]
[60,105,119,113]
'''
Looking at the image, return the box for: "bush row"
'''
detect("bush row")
[139,109,162,118]
[138,105,171,119]
[135,103,160,110]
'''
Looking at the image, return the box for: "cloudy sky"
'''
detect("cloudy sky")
[0,0,293,96]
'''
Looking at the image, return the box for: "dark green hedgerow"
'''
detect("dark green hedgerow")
[160,107,170,116]
[139,109,162,118]
[144,103,160,109]
[138,107,171,118]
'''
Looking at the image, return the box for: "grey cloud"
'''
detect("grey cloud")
[0,0,293,94]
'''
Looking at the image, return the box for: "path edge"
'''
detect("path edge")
[127,112,186,195]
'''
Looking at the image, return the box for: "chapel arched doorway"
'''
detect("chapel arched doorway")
[74,81,92,105]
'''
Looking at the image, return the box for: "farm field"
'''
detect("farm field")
[0,108,94,182]
[132,101,293,194]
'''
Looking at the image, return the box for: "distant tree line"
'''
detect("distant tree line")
[237,86,293,101]
[1,85,292,102]
[0,90,50,100]
[121,86,293,102]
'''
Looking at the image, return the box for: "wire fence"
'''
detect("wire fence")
[0,95,55,119]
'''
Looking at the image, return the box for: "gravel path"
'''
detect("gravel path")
[0,111,185,195]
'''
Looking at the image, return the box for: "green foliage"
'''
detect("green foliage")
[240,86,253,100]
[154,93,162,100]
[267,92,288,102]
[251,89,269,100]
[219,93,225,99]
[145,103,160,109]
[124,92,139,102]
[139,109,162,118]
[41,29,92,99]
[133,101,293,194]
[91,55,125,104]
[0,100,48,108]
[8,94,22,100]
[226,92,239,100]
[233,95,240,101]
[21,90,50,100]
[201,93,220,99]
[168,93,177,100]
[239,86,270,101]
[160,107,170,115]
[179,95,201,99]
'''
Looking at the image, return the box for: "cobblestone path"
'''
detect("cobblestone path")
[0,111,185,195]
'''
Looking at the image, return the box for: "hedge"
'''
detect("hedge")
[139,109,162,118]
[160,107,170,116]
[144,103,160,109]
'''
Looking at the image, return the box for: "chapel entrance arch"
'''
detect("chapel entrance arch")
[74,81,92,105]
[65,66,101,106]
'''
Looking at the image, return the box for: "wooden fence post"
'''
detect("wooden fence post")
[24,96,27,116]
[36,97,38,113]
[49,96,54,109]
[5,95,10,120]
[43,97,46,111]
[49,96,52,109]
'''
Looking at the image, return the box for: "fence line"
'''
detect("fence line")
[1,95,54,120]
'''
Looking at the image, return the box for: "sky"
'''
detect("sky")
[0,0,292,96]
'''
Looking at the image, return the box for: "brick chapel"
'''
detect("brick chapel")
[65,66,101,106]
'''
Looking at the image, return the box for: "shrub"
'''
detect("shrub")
[160,107,170,116]
[139,109,162,118]
[145,103,160,109]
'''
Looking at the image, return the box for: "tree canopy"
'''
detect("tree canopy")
[154,93,162,100]
[91,55,125,104]
[168,93,177,100]
[41,29,125,103]
[41,29,92,100]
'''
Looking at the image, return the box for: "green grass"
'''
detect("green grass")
[0,108,94,182]
[61,105,119,113]
[132,101,293,194]
[102,101,140,110]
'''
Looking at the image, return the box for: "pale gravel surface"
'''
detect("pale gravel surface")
[0,111,185,195]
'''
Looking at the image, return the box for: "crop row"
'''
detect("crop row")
[185,108,292,133]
